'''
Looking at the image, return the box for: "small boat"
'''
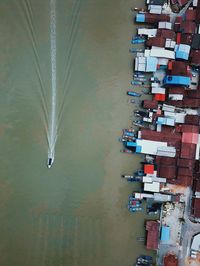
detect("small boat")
[122,128,135,133]
[120,149,133,154]
[136,237,145,242]
[133,73,145,78]
[140,255,153,262]
[129,48,143,53]
[121,174,134,179]
[127,91,141,97]
[131,38,145,44]
[131,80,148,86]
[123,131,135,137]
[134,170,144,176]
[128,206,143,212]
[47,157,54,168]
[133,77,147,82]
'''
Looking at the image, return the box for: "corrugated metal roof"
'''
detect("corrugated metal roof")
[185,8,196,21]
[192,198,200,218]
[190,50,200,66]
[146,221,159,250]
[180,21,196,34]
[181,143,197,159]
[143,100,158,109]
[163,253,178,266]
[159,165,176,179]
[146,37,166,47]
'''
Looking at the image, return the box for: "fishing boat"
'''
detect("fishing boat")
[127,91,141,97]
[120,149,134,154]
[133,73,145,78]
[131,80,148,86]
[123,131,135,137]
[129,48,144,53]
[131,39,145,44]
[128,206,143,212]
[122,128,135,133]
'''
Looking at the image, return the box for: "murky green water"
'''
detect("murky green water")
[0,0,154,265]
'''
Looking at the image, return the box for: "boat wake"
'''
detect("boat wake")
[48,0,57,168]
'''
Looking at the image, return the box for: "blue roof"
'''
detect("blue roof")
[163,75,191,86]
[136,14,145,23]
[126,141,137,147]
[176,50,189,60]
[161,226,170,242]
[146,57,158,72]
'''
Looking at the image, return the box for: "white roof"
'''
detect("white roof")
[138,28,157,37]
[152,87,166,94]
[156,146,176,157]
[144,182,160,193]
[158,58,169,65]
[154,193,172,202]
[162,104,175,112]
[136,139,168,155]
[164,111,185,123]
[193,0,198,6]
[149,5,162,14]
[134,193,154,199]
[158,22,172,30]
[165,39,176,49]
[168,94,183,100]
[146,48,175,59]
[191,234,200,251]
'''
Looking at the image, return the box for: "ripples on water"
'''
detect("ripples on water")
[0,0,155,265]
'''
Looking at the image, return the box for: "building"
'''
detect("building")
[146,221,160,250]
[163,253,178,266]
[190,233,200,258]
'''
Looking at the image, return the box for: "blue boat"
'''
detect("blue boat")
[127,91,141,97]
[128,206,143,212]
[123,131,135,137]
[131,39,145,44]
[134,170,144,176]
[131,80,148,85]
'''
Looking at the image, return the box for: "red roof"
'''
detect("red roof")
[146,37,165,47]
[180,21,196,34]
[182,132,199,144]
[182,99,200,108]
[145,14,170,24]
[168,61,190,76]
[163,253,178,266]
[154,94,166,101]
[177,158,194,168]
[196,0,200,24]
[180,143,197,159]
[193,179,200,192]
[185,8,196,21]
[144,164,154,174]
[156,156,176,166]
[187,90,200,99]
[157,29,175,39]
[168,87,186,95]
[192,198,200,218]
[146,221,159,250]
[190,50,200,66]
[178,0,190,6]
[143,100,158,109]
[180,33,193,45]
[181,125,199,133]
[159,165,176,179]
[185,115,200,125]
[176,175,193,186]
[178,167,193,176]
